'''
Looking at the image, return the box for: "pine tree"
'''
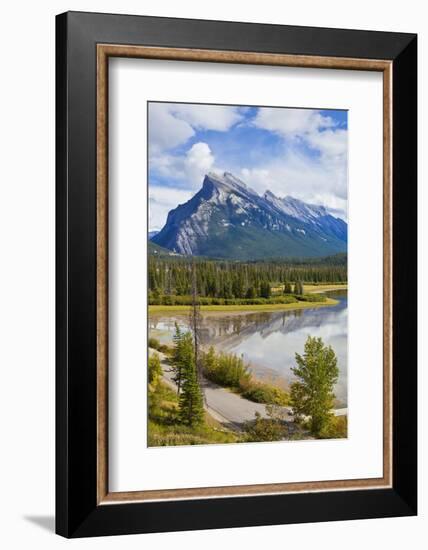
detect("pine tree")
[178,333,204,426]
[283,281,292,294]
[260,281,271,298]
[290,336,339,435]
[246,285,256,299]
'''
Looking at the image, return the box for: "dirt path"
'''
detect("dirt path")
[152,348,278,429]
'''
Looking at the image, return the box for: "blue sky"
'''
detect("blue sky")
[148,102,348,231]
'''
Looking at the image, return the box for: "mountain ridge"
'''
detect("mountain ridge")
[152,172,347,260]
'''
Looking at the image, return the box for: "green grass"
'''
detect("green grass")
[149,297,338,313]
[148,382,242,446]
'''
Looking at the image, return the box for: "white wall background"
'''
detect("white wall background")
[0,1,424,548]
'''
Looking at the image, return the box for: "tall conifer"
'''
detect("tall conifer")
[178,333,204,426]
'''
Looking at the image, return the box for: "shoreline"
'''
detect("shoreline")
[149,296,339,314]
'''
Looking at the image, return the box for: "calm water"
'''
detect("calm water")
[149,291,348,405]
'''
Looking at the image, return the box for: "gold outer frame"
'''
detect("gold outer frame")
[96,45,392,505]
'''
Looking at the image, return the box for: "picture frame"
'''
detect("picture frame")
[56,11,417,538]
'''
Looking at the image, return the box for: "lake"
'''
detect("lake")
[149,290,348,406]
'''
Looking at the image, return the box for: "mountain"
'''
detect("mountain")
[263,191,347,243]
[151,172,347,260]
[148,230,159,240]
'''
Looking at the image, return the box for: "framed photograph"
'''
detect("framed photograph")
[56,11,417,537]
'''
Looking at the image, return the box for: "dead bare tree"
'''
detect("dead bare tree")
[189,260,206,403]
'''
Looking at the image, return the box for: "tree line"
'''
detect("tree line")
[148,256,346,301]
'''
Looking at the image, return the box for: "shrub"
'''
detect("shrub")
[159,343,170,353]
[295,293,327,303]
[244,412,287,442]
[269,295,298,304]
[161,294,175,305]
[318,415,348,439]
[149,337,169,354]
[149,337,161,350]
[148,353,162,391]
[202,348,251,388]
[201,348,290,406]
[149,294,305,306]
[242,383,289,406]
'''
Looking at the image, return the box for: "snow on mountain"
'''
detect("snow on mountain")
[151,172,347,259]
[264,190,328,223]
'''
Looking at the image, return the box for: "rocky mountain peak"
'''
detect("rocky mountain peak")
[151,172,347,259]
[203,171,258,197]
[264,190,329,221]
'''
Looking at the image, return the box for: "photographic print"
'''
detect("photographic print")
[147,101,348,447]
[57,15,417,536]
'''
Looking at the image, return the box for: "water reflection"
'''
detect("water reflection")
[149,291,348,405]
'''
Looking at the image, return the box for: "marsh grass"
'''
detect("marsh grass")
[149,297,338,314]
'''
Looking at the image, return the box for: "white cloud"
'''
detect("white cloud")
[170,104,242,132]
[306,128,347,157]
[150,141,215,189]
[149,186,193,231]
[240,147,348,220]
[249,108,348,218]
[148,105,348,227]
[184,142,215,185]
[253,108,335,139]
[149,142,217,229]
[148,103,243,154]
[148,104,194,152]
[253,107,347,161]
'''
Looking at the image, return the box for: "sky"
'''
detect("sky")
[148,102,348,232]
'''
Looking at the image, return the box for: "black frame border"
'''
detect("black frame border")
[56,11,417,538]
